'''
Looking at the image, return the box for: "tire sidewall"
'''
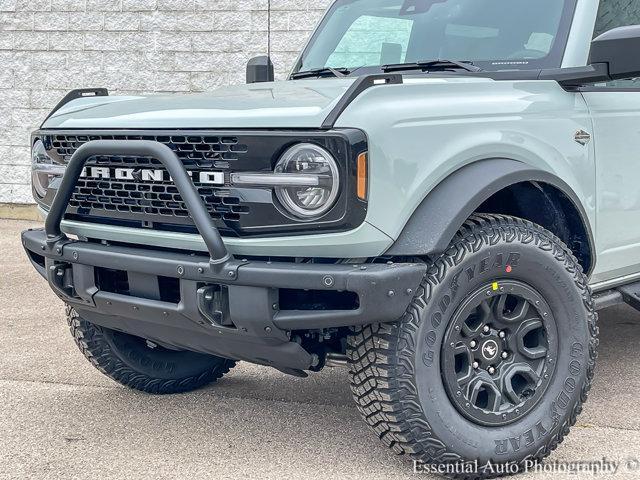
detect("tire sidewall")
[102,328,227,380]
[413,229,592,465]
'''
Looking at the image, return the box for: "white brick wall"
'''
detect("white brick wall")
[0,0,332,204]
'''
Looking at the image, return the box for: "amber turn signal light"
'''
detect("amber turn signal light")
[357,152,367,200]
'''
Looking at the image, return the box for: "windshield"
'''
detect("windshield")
[295,0,577,74]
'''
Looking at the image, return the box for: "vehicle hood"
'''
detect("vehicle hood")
[42,78,358,130]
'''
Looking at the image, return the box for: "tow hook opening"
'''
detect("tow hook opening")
[197,284,233,328]
[49,262,79,300]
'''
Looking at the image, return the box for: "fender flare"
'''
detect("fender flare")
[385,158,594,270]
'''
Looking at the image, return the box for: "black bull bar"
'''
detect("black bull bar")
[22,140,426,371]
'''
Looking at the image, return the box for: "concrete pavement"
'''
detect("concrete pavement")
[1,219,640,479]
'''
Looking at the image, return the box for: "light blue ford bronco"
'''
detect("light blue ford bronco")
[21,0,640,475]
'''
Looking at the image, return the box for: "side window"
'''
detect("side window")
[594,0,640,38]
[593,0,640,88]
[326,15,414,68]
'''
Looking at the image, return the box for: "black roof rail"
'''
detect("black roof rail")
[41,88,109,127]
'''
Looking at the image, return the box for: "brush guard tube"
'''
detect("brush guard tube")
[44,140,230,266]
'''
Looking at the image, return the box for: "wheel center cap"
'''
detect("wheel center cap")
[481,339,499,361]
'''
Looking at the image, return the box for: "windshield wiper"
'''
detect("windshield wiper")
[382,59,482,73]
[290,67,351,79]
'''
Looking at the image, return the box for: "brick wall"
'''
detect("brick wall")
[0,0,332,204]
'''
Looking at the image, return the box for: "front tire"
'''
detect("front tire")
[348,215,598,476]
[67,307,236,394]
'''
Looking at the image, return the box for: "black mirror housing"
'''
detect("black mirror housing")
[590,25,640,80]
[246,56,275,84]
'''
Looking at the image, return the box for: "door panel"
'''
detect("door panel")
[582,89,640,281]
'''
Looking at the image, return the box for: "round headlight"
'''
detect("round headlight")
[274,143,340,219]
[32,140,52,198]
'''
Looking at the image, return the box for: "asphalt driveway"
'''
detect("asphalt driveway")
[1,219,639,480]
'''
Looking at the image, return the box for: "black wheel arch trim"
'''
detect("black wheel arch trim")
[385,158,595,275]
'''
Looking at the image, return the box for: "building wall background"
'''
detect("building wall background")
[0,0,331,204]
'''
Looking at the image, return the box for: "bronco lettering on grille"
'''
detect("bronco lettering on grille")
[80,167,225,185]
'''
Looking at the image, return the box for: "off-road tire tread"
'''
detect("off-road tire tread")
[66,306,236,394]
[347,214,599,478]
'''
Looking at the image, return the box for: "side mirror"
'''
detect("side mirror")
[590,25,640,80]
[246,56,274,84]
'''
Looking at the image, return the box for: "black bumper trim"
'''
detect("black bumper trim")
[23,228,425,370]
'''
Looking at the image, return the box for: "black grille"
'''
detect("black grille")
[50,133,255,235]
[52,134,248,166]
[68,155,250,223]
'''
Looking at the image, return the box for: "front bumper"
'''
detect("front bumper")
[23,228,424,370]
[23,139,425,371]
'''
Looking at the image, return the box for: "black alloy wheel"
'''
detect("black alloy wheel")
[441,281,558,426]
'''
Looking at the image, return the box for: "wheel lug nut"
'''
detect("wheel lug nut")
[488,366,496,375]
[499,331,506,338]
[482,325,490,333]
[470,340,477,348]
[501,351,509,359]
[472,361,480,369]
